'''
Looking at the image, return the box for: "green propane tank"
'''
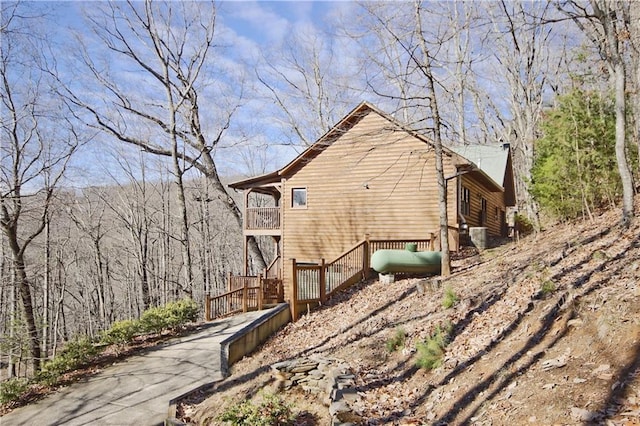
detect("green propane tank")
[371,248,441,275]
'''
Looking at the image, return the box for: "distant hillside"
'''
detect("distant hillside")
[185,197,640,425]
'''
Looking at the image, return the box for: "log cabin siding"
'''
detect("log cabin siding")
[460,174,506,237]
[280,112,458,302]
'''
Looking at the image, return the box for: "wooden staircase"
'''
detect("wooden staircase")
[290,236,435,319]
[205,236,437,321]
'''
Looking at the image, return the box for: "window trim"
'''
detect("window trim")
[291,187,307,209]
[481,197,488,225]
[461,186,471,216]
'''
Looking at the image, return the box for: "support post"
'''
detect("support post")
[319,259,326,303]
[205,295,211,321]
[258,273,264,310]
[291,258,298,321]
[242,281,248,313]
[243,190,249,276]
[243,237,249,276]
[363,234,370,280]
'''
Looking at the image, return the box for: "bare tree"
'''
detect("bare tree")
[478,1,564,227]
[63,1,267,275]
[354,1,453,275]
[257,27,358,148]
[68,188,113,330]
[631,3,640,168]
[100,153,155,311]
[1,2,79,371]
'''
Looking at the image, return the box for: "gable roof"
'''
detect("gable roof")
[450,144,511,188]
[229,101,506,193]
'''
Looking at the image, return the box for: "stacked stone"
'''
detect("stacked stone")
[270,355,363,426]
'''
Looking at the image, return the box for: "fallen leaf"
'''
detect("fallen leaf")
[570,407,599,422]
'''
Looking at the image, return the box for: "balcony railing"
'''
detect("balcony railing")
[246,207,281,231]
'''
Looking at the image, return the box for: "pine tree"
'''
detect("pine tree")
[531,90,620,221]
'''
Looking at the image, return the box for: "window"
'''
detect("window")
[481,197,488,225]
[291,188,307,208]
[461,186,470,216]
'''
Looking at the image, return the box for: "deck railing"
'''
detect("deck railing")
[205,273,284,320]
[246,207,281,230]
[207,236,439,321]
[291,236,435,319]
[369,237,434,253]
[228,274,259,292]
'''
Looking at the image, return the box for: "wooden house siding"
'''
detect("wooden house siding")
[460,174,506,236]
[280,112,458,302]
[229,102,516,310]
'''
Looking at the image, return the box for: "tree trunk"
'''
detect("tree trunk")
[200,154,267,273]
[415,4,451,276]
[613,59,634,226]
[12,248,41,372]
[630,2,640,174]
[8,262,17,378]
[43,218,50,359]
[175,169,194,296]
[601,0,635,226]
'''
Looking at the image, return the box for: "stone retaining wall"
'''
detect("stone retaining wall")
[271,355,362,426]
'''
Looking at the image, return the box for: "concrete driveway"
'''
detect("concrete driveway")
[0,306,286,426]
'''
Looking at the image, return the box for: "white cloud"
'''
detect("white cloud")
[221,1,291,45]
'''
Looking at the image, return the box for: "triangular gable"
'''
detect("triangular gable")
[229,101,505,193]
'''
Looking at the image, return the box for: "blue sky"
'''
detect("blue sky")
[49,1,347,57]
[28,1,357,184]
[8,1,573,188]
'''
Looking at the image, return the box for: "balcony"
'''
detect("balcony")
[245,207,281,236]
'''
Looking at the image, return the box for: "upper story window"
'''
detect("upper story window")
[461,186,470,216]
[292,188,307,208]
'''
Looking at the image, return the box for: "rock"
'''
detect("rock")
[270,356,360,422]
[329,400,350,416]
[591,364,613,380]
[290,373,307,382]
[541,349,570,371]
[570,407,599,422]
[379,273,395,284]
[591,364,611,375]
[271,360,293,371]
[333,410,364,426]
[541,358,566,371]
[290,362,319,373]
[301,384,322,394]
[341,388,362,404]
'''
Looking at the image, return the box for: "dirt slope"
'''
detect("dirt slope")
[186,198,640,425]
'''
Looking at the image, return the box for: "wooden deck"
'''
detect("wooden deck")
[206,236,438,321]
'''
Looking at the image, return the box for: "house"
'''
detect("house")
[226,101,516,318]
